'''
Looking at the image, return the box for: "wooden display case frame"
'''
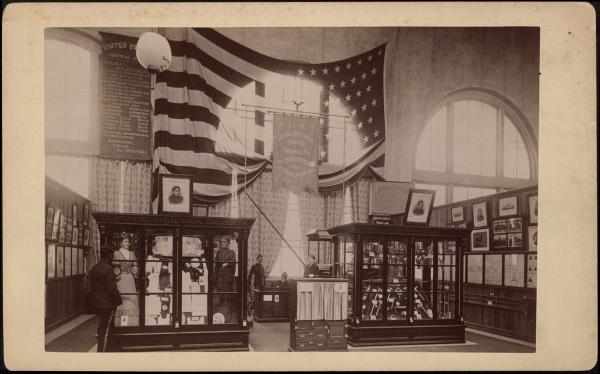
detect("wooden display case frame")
[328,223,468,347]
[93,212,254,352]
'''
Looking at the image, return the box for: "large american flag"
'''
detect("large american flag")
[151,28,386,208]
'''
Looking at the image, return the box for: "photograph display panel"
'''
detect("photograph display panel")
[504,254,525,287]
[484,254,502,285]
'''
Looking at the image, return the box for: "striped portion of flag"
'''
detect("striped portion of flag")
[151,28,387,209]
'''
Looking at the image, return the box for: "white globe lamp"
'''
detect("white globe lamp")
[136,31,172,75]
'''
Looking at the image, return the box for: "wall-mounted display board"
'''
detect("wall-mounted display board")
[99,32,152,160]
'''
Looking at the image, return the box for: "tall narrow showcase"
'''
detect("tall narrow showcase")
[328,223,468,346]
[93,213,254,351]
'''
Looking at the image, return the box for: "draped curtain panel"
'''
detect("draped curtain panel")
[298,190,325,262]
[91,157,153,214]
[350,178,372,223]
[209,171,288,275]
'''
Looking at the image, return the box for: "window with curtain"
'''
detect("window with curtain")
[45,29,101,198]
[414,93,536,204]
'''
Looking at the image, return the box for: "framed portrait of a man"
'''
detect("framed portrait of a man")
[159,174,192,215]
[404,188,435,226]
[528,225,538,251]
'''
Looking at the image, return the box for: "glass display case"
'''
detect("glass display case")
[305,229,334,277]
[93,213,254,351]
[327,223,468,346]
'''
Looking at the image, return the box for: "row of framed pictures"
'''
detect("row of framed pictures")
[464,253,537,288]
[451,194,538,227]
[45,204,91,246]
[471,224,537,252]
[46,244,86,279]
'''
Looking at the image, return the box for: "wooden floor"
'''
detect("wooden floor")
[45,315,535,353]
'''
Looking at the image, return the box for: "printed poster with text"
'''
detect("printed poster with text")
[272,113,320,193]
[99,32,152,160]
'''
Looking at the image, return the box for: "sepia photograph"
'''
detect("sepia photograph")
[46,22,538,353]
[471,201,488,228]
[2,2,597,372]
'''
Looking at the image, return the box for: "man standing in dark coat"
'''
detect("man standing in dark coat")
[89,245,122,352]
[248,255,266,291]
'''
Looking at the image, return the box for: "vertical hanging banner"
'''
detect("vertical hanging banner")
[99,32,152,160]
[272,113,320,193]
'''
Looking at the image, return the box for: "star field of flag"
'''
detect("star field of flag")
[294,45,386,150]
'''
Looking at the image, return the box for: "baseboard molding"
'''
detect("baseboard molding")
[466,327,536,348]
[45,314,95,345]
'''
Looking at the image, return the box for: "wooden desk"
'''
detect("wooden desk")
[253,288,290,322]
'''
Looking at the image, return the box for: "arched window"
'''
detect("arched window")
[45,29,101,198]
[414,90,537,204]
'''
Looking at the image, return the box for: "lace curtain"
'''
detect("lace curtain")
[209,171,289,275]
[91,157,153,214]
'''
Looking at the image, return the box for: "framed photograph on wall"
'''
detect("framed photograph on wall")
[450,206,465,223]
[83,203,90,226]
[498,196,518,217]
[72,203,78,226]
[528,195,538,224]
[471,228,489,251]
[472,201,488,228]
[528,225,538,251]
[403,188,436,226]
[493,219,507,234]
[46,206,55,223]
[507,217,523,232]
[158,174,193,215]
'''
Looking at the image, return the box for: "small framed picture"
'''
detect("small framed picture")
[528,195,538,224]
[45,222,53,239]
[65,217,73,244]
[56,246,65,277]
[72,204,78,226]
[472,201,488,228]
[52,208,62,227]
[84,228,91,247]
[158,174,193,215]
[507,217,523,233]
[46,206,55,223]
[77,225,84,246]
[403,188,436,226]
[498,196,518,217]
[471,228,490,251]
[47,244,56,279]
[528,226,538,251]
[83,203,90,226]
[493,234,508,248]
[450,206,465,223]
[493,219,507,234]
[72,226,79,245]
[507,232,523,247]
[64,247,72,276]
[58,214,67,243]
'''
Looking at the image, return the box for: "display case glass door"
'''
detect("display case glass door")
[386,238,409,320]
[360,238,384,321]
[107,228,244,328]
